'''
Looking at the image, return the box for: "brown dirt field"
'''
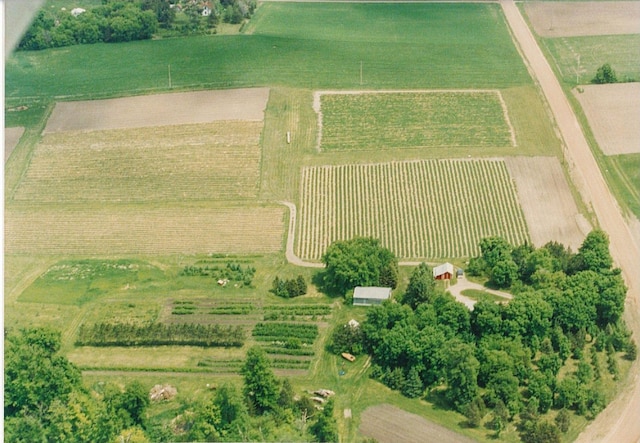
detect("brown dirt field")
[505,156,589,251]
[359,404,477,443]
[5,127,25,162]
[524,1,640,38]
[4,205,285,255]
[574,83,640,155]
[44,88,270,133]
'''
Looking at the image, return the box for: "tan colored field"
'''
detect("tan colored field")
[505,156,589,251]
[5,126,24,162]
[4,204,285,255]
[359,404,477,443]
[12,122,262,202]
[574,83,640,155]
[524,1,640,38]
[44,88,270,132]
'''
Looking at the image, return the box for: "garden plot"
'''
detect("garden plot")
[44,88,270,132]
[12,121,262,203]
[5,127,24,162]
[296,159,530,260]
[574,83,640,155]
[505,157,589,251]
[359,404,477,443]
[524,2,640,38]
[5,205,285,255]
[314,90,515,151]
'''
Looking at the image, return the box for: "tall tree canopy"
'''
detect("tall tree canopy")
[321,237,398,296]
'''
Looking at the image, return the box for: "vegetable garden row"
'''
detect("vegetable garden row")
[296,159,530,260]
[318,91,515,151]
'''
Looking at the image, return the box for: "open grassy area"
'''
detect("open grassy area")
[543,34,640,85]
[6,3,530,102]
[604,153,640,218]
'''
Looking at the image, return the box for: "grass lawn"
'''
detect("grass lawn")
[461,289,508,304]
[604,154,640,218]
[6,2,530,102]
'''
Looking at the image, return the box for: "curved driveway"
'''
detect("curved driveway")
[500,2,640,441]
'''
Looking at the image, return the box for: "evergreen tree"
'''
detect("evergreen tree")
[401,367,424,398]
[309,399,338,442]
[241,347,279,414]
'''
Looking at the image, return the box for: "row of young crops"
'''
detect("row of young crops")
[11,122,263,203]
[317,91,515,151]
[296,159,530,260]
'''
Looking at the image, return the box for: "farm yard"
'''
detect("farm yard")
[6,1,627,442]
[315,90,516,151]
[296,159,530,261]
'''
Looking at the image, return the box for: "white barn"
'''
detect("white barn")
[353,286,392,306]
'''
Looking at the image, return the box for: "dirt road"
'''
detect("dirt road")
[500,1,640,441]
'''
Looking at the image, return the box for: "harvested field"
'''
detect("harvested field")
[296,159,530,260]
[574,83,640,155]
[4,205,285,255]
[359,404,477,443]
[12,122,262,202]
[524,2,640,37]
[315,90,515,151]
[44,88,270,132]
[505,157,588,251]
[5,127,24,162]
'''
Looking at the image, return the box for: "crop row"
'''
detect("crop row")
[11,122,263,204]
[76,322,245,347]
[252,322,319,341]
[318,91,514,151]
[296,159,530,260]
[263,305,332,316]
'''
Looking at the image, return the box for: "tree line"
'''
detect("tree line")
[328,230,635,441]
[76,322,245,347]
[19,0,258,51]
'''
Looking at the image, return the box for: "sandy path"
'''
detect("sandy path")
[4,127,25,162]
[501,2,640,442]
[447,276,513,310]
[280,201,324,268]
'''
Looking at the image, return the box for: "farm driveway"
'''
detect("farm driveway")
[447,276,513,310]
[4,127,24,162]
[501,1,640,442]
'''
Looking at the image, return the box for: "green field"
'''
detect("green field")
[543,35,640,85]
[296,159,530,261]
[318,91,515,151]
[6,3,530,102]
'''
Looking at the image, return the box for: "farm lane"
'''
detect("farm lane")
[280,201,324,268]
[500,1,640,442]
[446,276,513,310]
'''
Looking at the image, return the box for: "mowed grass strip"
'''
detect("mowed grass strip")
[296,159,529,260]
[318,91,514,151]
[11,122,262,203]
[5,204,285,255]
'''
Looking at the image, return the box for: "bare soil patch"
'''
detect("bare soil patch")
[524,1,640,38]
[44,88,270,133]
[4,205,285,255]
[505,157,589,251]
[574,83,640,155]
[359,404,477,443]
[5,127,25,162]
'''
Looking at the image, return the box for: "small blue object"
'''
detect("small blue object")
[339,370,345,376]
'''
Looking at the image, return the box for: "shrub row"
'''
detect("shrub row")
[76,322,245,347]
[261,346,316,356]
[264,305,331,316]
[252,322,319,341]
[180,262,256,286]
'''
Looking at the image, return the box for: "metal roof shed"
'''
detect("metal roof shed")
[353,286,392,306]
